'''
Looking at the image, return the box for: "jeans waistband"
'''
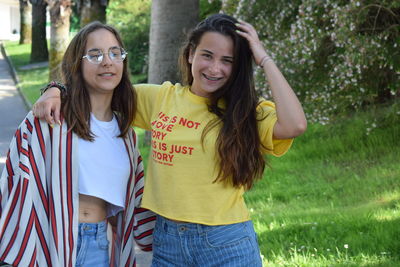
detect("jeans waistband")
[156,215,250,236]
[78,220,107,237]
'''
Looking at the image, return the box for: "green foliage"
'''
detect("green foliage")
[107,0,151,79]
[213,0,400,124]
[70,1,81,33]
[200,0,222,19]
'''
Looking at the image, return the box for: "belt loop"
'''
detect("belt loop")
[197,223,204,234]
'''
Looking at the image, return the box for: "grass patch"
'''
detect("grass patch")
[245,103,400,266]
[3,41,48,104]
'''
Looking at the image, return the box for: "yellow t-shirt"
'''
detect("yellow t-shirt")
[134,82,293,225]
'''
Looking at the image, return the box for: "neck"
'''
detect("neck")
[90,93,113,121]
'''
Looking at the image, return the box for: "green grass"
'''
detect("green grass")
[244,103,400,266]
[3,41,48,104]
[5,42,400,266]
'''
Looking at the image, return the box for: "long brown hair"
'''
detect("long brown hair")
[179,14,268,190]
[60,21,136,140]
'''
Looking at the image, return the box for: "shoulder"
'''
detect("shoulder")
[134,82,184,95]
[20,111,49,133]
[256,99,276,118]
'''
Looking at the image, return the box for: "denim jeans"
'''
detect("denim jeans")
[151,215,262,267]
[76,221,109,267]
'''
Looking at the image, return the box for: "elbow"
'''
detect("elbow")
[296,119,307,136]
[289,119,307,138]
[274,117,307,139]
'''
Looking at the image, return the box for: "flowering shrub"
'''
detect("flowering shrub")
[212,0,400,123]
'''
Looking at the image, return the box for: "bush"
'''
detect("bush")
[214,0,400,124]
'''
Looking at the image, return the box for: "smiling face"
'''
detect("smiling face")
[188,31,234,98]
[82,28,123,96]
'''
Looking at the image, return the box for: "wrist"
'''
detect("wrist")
[40,81,66,96]
[259,55,273,68]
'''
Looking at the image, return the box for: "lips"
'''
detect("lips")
[98,72,115,77]
[202,73,223,81]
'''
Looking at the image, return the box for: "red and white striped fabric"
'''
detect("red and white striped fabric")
[0,112,156,267]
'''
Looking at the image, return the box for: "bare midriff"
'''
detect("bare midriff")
[79,194,107,223]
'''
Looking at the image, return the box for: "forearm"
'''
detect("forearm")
[262,60,307,138]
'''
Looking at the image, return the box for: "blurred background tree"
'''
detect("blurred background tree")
[29,0,48,62]
[19,0,32,44]
[107,0,151,82]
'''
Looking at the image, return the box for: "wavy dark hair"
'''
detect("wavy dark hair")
[60,21,136,140]
[179,14,267,190]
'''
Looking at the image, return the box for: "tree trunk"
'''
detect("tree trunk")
[80,0,107,27]
[148,0,199,84]
[146,0,199,144]
[19,0,32,44]
[30,0,48,63]
[48,0,72,80]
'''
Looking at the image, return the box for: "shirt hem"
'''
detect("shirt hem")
[142,205,251,226]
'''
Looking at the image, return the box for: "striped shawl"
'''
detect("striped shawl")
[0,112,156,267]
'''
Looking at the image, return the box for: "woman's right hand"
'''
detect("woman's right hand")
[32,87,62,126]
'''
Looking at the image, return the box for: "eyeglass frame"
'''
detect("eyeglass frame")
[82,46,128,64]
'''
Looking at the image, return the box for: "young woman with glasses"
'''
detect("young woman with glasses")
[32,14,306,266]
[0,22,155,267]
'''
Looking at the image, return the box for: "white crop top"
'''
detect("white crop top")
[78,113,130,217]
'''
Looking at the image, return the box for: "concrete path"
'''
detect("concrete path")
[0,43,153,267]
[0,44,28,171]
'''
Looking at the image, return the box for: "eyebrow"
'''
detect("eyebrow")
[87,46,121,52]
[200,49,234,60]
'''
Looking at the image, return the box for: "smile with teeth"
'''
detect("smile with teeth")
[203,73,222,81]
[99,73,114,77]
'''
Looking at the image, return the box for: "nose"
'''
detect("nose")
[101,52,113,66]
[209,60,221,74]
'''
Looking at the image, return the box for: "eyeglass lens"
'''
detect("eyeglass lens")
[85,47,127,64]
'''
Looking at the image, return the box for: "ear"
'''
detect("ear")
[188,47,194,64]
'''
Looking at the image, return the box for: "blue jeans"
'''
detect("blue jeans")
[76,221,109,267]
[151,215,262,267]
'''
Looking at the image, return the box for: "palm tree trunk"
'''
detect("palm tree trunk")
[48,0,72,80]
[30,0,48,63]
[19,0,32,44]
[79,0,107,27]
[148,0,199,84]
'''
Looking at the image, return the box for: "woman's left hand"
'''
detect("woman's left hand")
[235,20,268,66]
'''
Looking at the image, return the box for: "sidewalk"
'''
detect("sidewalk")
[0,44,153,266]
[0,44,28,171]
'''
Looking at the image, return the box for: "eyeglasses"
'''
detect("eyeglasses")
[82,46,128,64]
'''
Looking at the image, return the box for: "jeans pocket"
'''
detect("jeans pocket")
[205,223,251,248]
[153,227,165,247]
[97,234,110,250]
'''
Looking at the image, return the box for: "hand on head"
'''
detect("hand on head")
[235,20,269,66]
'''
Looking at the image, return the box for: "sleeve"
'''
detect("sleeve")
[257,100,294,156]
[131,131,156,251]
[0,113,36,262]
[0,113,32,217]
[133,83,163,130]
